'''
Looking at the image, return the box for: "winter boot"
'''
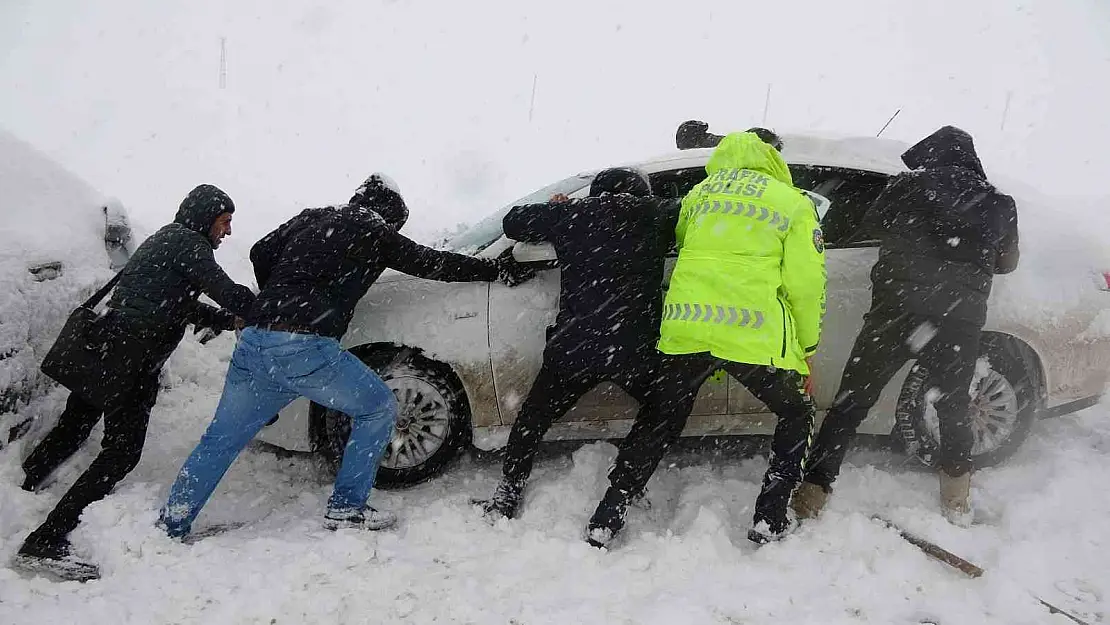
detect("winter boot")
[747,515,799,545]
[748,472,799,545]
[586,486,631,549]
[939,471,972,528]
[12,538,100,582]
[470,478,525,522]
[323,506,397,531]
[791,481,830,521]
[20,475,41,493]
[20,466,56,493]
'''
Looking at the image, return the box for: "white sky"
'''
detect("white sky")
[2,0,1108,246]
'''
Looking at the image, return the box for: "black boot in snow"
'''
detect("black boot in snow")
[586,487,631,549]
[748,473,799,545]
[20,468,51,493]
[470,478,525,521]
[12,538,100,582]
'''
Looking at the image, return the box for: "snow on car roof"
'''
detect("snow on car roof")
[0,128,110,268]
[622,133,911,176]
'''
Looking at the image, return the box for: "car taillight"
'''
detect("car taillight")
[1101,271,1110,291]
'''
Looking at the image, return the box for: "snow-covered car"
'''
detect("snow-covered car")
[0,129,133,446]
[257,133,1110,486]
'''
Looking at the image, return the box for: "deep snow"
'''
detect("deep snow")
[0,331,1107,624]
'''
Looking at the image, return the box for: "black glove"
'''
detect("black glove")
[495,248,536,287]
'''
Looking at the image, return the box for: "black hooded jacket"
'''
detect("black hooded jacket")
[861,126,1020,325]
[503,193,680,368]
[247,205,500,338]
[106,184,255,360]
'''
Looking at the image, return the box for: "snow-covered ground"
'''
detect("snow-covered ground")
[3,1,1110,623]
[1,331,1107,624]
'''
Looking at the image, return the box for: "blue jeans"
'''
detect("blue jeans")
[159,328,397,537]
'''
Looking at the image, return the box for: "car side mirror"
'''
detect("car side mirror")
[800,189,832,220]
[511,241,557,262]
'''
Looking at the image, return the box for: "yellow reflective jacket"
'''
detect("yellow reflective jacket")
[658,132,827,374]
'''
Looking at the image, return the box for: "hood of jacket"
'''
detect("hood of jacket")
[174,184,235,238]
[901,126,986,178]
[706,132,793,185]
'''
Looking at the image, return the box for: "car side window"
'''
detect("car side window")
[649,167,707,200]
[790,165,891,248]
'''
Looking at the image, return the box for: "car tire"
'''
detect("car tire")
[311,347,472,488]
[894,332,1045,470]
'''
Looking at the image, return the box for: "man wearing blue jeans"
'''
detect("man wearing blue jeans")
[159,173,534,537]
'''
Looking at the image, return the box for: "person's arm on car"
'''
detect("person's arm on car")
[176,237,255,318]
[782,193,828,365]
[384,229,533,286]
[503,201,567,243]
[673,192,700,250]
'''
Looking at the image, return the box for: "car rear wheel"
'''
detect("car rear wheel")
[894,333,1045,470]
[312,347,471,488]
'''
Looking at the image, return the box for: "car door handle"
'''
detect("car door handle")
[453,311,479,320]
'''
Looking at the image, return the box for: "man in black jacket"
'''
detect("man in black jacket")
[471,168,683,547]
[159,173,534,538]
[793,126,1020,527]
[16,184,255,581]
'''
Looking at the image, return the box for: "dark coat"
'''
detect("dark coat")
[504,194,680,370]
[106,187,254,362]
[861,126,1020,326]
[48,186,255,407]
[247,205,500,338]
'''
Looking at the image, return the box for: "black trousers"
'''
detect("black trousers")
[21,373,160,548]
[502,352,677,493]
[623,353,815,528]
[805,303,980,487]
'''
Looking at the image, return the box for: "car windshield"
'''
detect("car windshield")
[445,174,595,254]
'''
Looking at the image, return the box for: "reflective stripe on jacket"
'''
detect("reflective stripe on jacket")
[658,132,827,374]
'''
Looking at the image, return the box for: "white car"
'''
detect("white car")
[258,132,1110,486]
[0,129,133,446]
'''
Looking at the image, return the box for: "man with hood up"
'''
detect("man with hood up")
[471,168,681,545]
[793,126,1020,527]
[636,129,827,546]
[15,184,255,581]
[158,173,535,539]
